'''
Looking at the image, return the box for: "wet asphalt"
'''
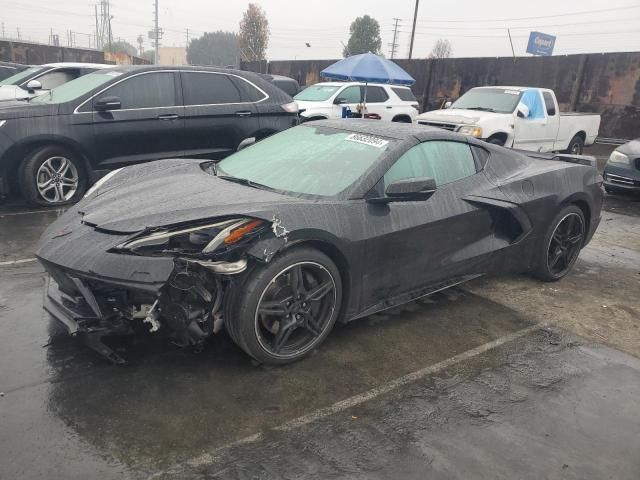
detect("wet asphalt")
[1,148,640,479]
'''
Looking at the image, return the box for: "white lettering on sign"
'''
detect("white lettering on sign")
[345,133,389,148]
[534,36,553,48]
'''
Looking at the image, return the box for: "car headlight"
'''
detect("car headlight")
[84,168,123,198]
[457,125,483,138]
[607,150,630,165]
[115,218,266,256]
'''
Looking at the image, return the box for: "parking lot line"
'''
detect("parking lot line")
[154,323,542,477]
[0,258,37,266]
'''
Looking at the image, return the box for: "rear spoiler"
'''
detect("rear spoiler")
[514,149,597,168]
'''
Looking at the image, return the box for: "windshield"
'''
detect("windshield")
[217,125,393,197]
[294,85,341,102]
[451,88,522,114]
[0,66,44,86]
[31,70,122,105]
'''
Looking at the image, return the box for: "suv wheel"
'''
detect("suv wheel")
[19,146,87,206]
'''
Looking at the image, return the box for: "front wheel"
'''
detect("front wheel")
[225,247,342,364]
[532,205,586,282]
[19,146,87,206]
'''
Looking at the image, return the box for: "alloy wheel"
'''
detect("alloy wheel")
[547,212,585,277]
[254,261,337,359]
[36,156,79,203]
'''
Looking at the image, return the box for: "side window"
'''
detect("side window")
[101,72,176,109]
[543,91,556,116]
[384,141,477,188]
[182,72,243,105]
[232,76,267,102]
[337,85,362,103]
[366,86,389,103]
[35,69,80,90]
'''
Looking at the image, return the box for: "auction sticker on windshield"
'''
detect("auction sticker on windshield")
[345,133,389,148]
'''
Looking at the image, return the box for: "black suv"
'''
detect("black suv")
[0,66,298,205]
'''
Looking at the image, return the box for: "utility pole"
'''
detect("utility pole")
[16,27,21,40]
[95,4,99,49]
[153,0,159,64]
[408,0,420,60]
[1,22,5,39]
[388,18,401,59]
[137,35,144,56]
[107,0,113,53]
[185,28,190,47]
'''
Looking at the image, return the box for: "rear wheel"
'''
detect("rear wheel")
[19,146,87,206]
[532,205,586,281]
[225,247,342,365]
[565,135,584,155]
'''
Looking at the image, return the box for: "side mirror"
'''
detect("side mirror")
[26,79,42,93]
[444,101,452,109]
[237,137,256,152]
[333,97,348,105]
[95,96,122,112]
[368,177,437,204]
[516,102,530,119]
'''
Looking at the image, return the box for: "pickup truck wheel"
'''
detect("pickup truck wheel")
[565,135,584,155]
[19,146,87,206]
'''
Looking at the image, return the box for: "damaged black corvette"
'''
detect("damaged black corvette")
[36,120,603,364]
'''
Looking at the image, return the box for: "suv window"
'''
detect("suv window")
[384,141,477,188]
[101,72,176,109]
[182,72,246,105]
[392,87,417,102]
[337,85,362,103]
[365,86,389,103]
[232,76,267,102]
[34,69,81,90]
[542,91,556,116]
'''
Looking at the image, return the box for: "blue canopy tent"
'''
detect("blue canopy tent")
[320,53,415,115]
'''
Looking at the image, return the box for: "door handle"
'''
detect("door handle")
[235,111,252,117]
[158,114,179,121]
[386,106,392,109]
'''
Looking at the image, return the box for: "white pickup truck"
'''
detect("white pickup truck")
[416,86,600,154]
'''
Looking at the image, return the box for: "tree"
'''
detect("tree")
[344,15,382,57]
[105,40,137,57]
[239,3,269,62]
[141,50,155,63]
[187,31,240,66]
[428,39,453,59]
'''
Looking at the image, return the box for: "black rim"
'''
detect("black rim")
[254,261,337,358]
[547,212,585,276]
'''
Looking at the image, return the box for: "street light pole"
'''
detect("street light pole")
[408,0,420,60]
[153,0,159,64]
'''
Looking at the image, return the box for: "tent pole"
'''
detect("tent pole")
[363,82,368,116]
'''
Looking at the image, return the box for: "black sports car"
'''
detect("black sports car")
[36,120,603,364]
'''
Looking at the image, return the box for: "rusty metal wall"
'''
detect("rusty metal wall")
[242,52,640,139]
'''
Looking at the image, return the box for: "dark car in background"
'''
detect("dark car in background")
[0,65,299,206]
[603,138,640,194]
[260,73,301,96]
[0,61,27,82]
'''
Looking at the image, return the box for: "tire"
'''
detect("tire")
[19,146,87,206]
[225,246,342,365]
[532,205,586,282]
[565,135,584,155]
[392,116,412,123]
[487,136,505,146]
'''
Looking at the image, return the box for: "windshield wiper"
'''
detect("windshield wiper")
[217,175,276,192]
[466,106,496,112]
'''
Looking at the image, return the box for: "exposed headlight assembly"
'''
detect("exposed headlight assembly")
[116,218,265,256]
[607,150,630,165]
[457,125,483,138]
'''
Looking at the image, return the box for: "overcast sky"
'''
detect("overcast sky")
[1,0,639,60]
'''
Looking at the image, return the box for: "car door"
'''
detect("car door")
[88,71,185,168]
[513,89,555,152]
[542,90,560,151]
[362,140,497,310]
[180,71,261,160]
[362,85,392,120]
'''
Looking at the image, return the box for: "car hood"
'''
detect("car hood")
[0,85,28,101]
[295,100,331,114]
[416,108,509,125]
[617,138,640,156]
[0,99,58,119]
[78,159,310,234]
